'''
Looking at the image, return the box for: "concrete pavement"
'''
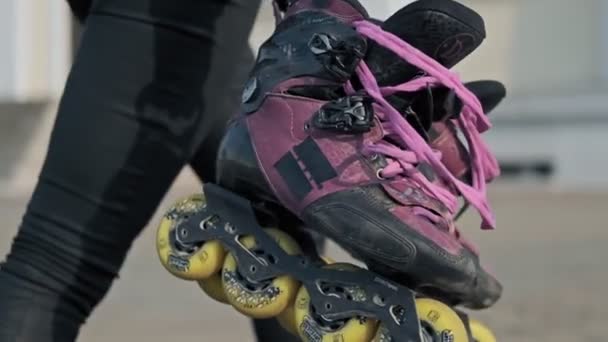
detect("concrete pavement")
[2,174,606,341]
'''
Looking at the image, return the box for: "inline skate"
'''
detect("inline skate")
[156,0,504,340]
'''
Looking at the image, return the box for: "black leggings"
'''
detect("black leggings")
[0,0,296,341]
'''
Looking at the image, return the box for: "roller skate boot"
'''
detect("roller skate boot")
[156,0,503,340]
[273,0,369,23]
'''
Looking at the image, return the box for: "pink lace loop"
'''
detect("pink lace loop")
[352,20,500,230]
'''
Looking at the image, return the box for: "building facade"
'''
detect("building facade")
[1,0,606,190]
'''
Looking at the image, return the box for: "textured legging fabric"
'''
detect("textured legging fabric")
[0,0,298,340]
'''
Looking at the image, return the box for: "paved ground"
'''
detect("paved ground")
[1,174,607,342]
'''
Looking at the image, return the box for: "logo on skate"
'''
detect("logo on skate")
[426,310,441,323]
[434,33,477,67]
[373,276,398,291]
[168,254,190,272]
[297,296,309,309]
[275,137,338,200]
[300,316,324,342]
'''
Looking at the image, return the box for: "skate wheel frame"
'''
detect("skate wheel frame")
[222,229,302,319]
[157,183,478,341]
[156,194,225,281]
[294,263,378,342]
[277,255,336,336]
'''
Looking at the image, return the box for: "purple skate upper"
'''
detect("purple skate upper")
[221,0,504,309]
[246,18,499,234]
[273,0,368,24]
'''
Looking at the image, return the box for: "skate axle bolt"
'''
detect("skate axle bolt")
[389,306,407,325]
[225,222,236,234]
[200,215,219,230]
[373,294,387,307]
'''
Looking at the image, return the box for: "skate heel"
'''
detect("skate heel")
[366,0,486,87]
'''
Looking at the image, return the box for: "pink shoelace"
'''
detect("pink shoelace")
[350,20,500,230]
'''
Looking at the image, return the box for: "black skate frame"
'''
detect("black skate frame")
[176,183,424,342]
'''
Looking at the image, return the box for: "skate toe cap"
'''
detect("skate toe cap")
[466,268,503,309]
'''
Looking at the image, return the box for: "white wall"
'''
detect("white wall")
[2,0,607,190]
[455,0,602,97]
[361,0,608,188]
[358,0,411,18]
[0,1,17,100]
[0,0,71,103]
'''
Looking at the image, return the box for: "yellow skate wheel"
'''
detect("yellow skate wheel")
[469,319,497,342]
[156,193,225,281]
[415,298,469,341]
[277,302,299,336]
[294,263,378,342]
[198,273,229,304]
[222,228,302,319]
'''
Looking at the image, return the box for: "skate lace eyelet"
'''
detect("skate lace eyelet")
[376,168,386,180]
[368,153,379,162]
[373,294,387,307]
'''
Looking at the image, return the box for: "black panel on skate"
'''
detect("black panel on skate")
[275,151,313,200]
[293,136,338,188]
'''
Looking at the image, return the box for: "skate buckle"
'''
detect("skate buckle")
[308,33,366,80]
[312,95,375,133]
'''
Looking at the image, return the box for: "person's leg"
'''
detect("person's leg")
[187,43,302,341]
[68,2,298,339]
[65,0,91,22]
[0,0,260,341]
